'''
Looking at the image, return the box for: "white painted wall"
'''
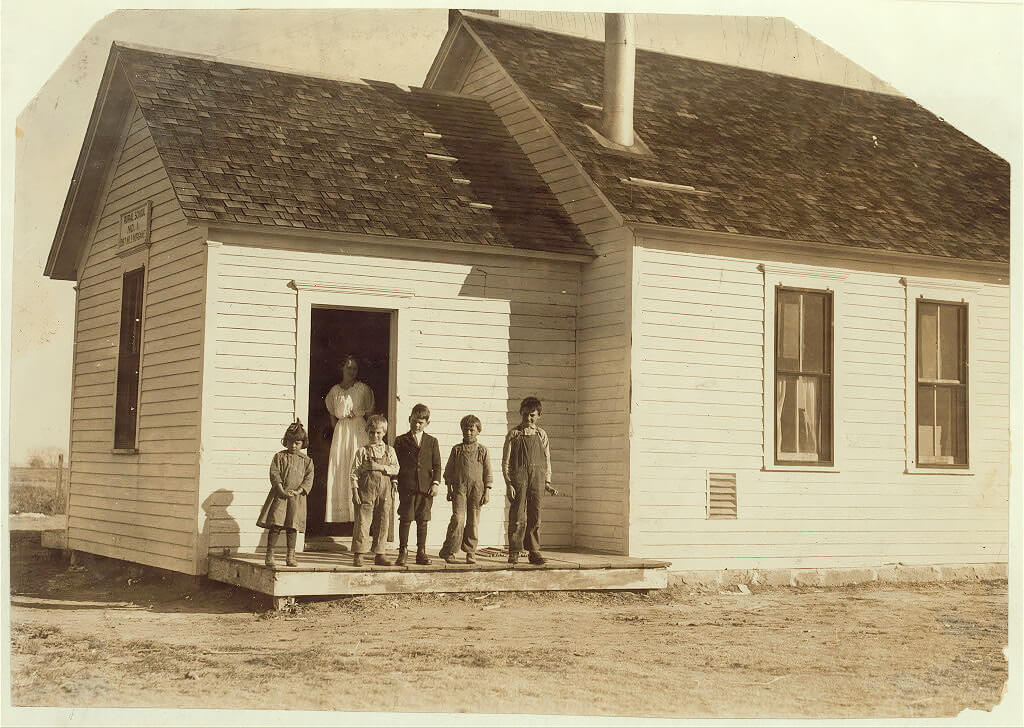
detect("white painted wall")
[433,23,634,554]
[68,101,206,574]
[630,231,1009,570]
[198,236,579,558]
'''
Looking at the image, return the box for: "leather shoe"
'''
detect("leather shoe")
[374,554,393,566]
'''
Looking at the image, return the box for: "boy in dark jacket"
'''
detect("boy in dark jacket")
[393,403,442,565]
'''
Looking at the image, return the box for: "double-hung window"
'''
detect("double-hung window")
[114,267,145,450]
[774,286,833,465]
[915,300,968,467]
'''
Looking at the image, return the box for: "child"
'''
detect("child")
[257,420,314,568]
[502,396,557,565]
[393,404,442,566]
[350,414,400,567]
[438,414,493,564]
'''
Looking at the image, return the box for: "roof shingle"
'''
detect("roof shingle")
[466,17,1010,263]
[117,45,590,257]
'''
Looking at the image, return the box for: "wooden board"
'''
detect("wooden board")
[208,550,668,599]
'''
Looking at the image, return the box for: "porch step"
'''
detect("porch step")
[208,549,669,605]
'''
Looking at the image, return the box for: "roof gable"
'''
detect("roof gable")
[46,43,591,279]
[464,15,1010,264]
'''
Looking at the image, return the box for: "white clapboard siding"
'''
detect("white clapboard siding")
[630,235,1010,571]
[439,34,633,554]
[67,101,205,575]
[200,242,578,554]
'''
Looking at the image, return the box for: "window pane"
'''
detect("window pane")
[938,305,962,382]
[917,384,936,460]
[796,375,820,454]
[777,291,800,371]
[918,303,938,380]
[114,268,145,449]
[818,381,833,462]
[777,374,824,462]
[935,386,968,465]
[776,375,797,456]
[801,293,826,374]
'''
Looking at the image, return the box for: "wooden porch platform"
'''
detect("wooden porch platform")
[208,549,670,608]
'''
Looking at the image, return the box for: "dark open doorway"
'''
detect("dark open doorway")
[306,307,391,538]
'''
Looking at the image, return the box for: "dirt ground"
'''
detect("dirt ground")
[8,539,1009,720]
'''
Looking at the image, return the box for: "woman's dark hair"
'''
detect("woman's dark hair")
[339,355,359,373]
[282,419,309,449]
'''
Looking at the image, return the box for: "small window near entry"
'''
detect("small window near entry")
[114,267,145,450]
[775,286,833,465]
[916,300,968,467]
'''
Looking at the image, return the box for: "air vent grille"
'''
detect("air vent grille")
[707,472,738,519]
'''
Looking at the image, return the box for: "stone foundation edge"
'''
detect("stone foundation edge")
[667,562,1008,588]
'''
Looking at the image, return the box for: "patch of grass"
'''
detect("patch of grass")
[9,480,66,515]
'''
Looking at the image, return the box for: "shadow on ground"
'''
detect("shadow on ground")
[9,530,266,615]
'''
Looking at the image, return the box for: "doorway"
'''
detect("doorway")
[305,307,392,537]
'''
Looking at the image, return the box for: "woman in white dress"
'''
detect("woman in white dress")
[324,355,375,523]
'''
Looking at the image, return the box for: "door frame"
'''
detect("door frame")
[290,280,413,446]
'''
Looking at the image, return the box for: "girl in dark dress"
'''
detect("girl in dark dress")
[257,420,314,567]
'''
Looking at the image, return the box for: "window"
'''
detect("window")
[774,286,833,465]
[114,267,145,449]
[915,300,968,467]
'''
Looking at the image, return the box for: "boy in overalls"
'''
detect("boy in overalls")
[350,414,399,567]
[438,414,493,564]
[502,397,557,565]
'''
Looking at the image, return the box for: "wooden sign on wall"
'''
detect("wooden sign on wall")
[118,201,152,250]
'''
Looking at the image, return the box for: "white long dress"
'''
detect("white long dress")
[324,380,374,523]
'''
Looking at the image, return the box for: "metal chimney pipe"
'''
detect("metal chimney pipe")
[602,13,636,147]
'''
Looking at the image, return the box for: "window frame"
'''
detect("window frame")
[902,277,979,475]
[113,266,146,452]
[914,298,969,468]
[773,285,834,466]
[760,263,847,473]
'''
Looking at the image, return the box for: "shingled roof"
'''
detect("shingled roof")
[465,16,1010,263]
[115,44,589,256]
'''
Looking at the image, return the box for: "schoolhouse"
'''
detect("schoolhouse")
[44,11,1009,579]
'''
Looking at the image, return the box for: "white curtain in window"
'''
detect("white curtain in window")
[797,376,819,455]
[777,376,819,458]
[776,378,789,457]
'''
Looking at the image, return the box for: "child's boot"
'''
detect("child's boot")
[352,553,364,567]
[465,551,477,564]
[264,528,280,569]
[415,521,431,565]
[528,551,547,565]
[285,530,298,567]
[374,553,393,566]
[265,528,280,567]
[395,520,410,566]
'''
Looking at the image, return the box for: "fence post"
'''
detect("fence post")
[56,453,65,513]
